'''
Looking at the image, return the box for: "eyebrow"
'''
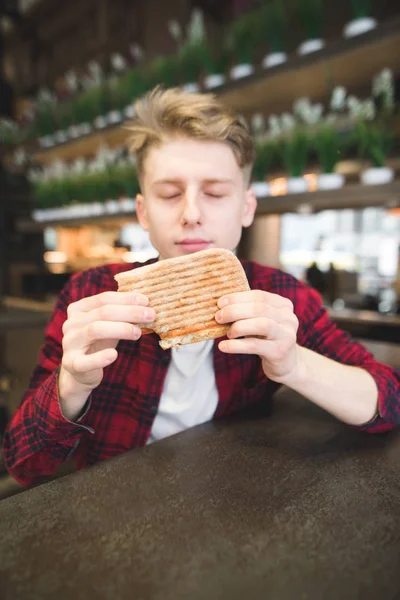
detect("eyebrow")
[152,178,234,186]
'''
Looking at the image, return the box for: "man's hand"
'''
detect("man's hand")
[215,290,299,384]
[59,291,155,421]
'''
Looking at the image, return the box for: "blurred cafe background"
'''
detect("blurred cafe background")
[0,0,399,491]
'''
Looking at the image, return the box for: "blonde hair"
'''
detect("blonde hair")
[127,86,255,185]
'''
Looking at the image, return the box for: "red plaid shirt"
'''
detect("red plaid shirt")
[4,259,400,485]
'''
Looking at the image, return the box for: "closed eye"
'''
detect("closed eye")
[205,192,224,198]
[161,194,181,200]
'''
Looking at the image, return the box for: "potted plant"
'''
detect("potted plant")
[354,121,395,185]
[343,0,377,38]
[297,0,325,55]
[35,88,57,147]
[119,67,151,119]
[280,125,310,193]
[178,41,203,92]
[227,11,257,79]
[72,85,109,134]
[151,55,180,89]
[107,76,129,125]
[200,43,229,89]
[176,9,207,92]
[314,123,344,189]
[251,139,277,197]
[257,0,287,69]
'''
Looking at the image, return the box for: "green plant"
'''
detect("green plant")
[70,85,109,124]
[119,67,151,103]
[35,102,56,137]
[151,55,181,88]
[178,41,204,82]
[353,121,395,167]
[196,41,230,76]
[57,103,74,131]
[297,0,324,40]
[32,165,140,209]
[108,77,131,112]
[350,0,373,19]
[227,10,258,64]
[257,0,286,54]
[314,124,341,173]
[252,140,277,181]
[280,127,310,177]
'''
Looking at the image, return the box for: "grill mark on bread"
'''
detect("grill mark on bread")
[115,248,249,349]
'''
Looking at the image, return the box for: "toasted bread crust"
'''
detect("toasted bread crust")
[115,248,249,349]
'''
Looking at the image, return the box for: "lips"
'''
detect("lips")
[175,239,213,253]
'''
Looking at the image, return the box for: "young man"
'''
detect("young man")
[4,88,400,486]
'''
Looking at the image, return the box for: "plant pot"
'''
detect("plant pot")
[39,135,55,148]
[287,177,308,194]
[119,198,136,212]
[251,181,270,197]
[317,173,344,190]
[230,63,254,80]
[107,110,123,124]
[343,17,377,38]
[89,202,105,216]
[68,125,80,139]
[54,130,68,144]
[124,105,136,119]
[105,200,121,214]
[204,74,225,89]
[94,115,108,129]
[297,38,325,56]
[79,123,92,136]
[181,82,200,93]
[262,52,287,69]
[360,167,394,186]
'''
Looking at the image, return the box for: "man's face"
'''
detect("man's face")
[136,137,257,260]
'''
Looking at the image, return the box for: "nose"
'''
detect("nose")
[180,187,202,226]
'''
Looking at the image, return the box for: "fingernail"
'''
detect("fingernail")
[215,311,222,323]
[218,297,229,308]
[144,308,155,321]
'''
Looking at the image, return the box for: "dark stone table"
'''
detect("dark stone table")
[0,389,400,600]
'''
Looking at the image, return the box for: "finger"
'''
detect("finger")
[227,317,285,341]
[64,348,118,374]
[64,321,142,351]
[218,338,293,363]
[218,337,269,355]
[63,304,156,335]
[218,290,293,310]
[216,302,295,326]
[68,291,149,317]
[216,304,298,331]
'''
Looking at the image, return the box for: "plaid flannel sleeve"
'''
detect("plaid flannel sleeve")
[295,285,400,433]
[3,275,94,486]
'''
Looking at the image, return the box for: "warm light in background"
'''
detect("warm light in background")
[43,251,67,264]
[304,173,318,192]
[269,177,288,196]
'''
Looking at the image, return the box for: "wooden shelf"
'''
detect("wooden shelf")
[17,182,400,230]
[17,211,138,231]
[27,17,400,166]
[32,124,130,165]
[219,16,400,115]
[255,182,400,215]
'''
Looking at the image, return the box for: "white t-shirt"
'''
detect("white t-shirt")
[147,340,218,443]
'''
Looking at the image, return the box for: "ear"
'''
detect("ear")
[242,188,257,228]
[136,193,149,231]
